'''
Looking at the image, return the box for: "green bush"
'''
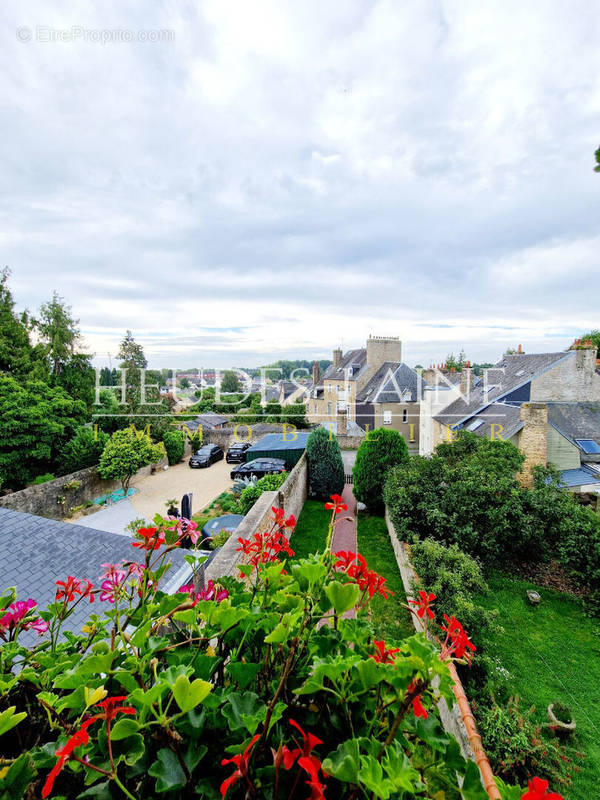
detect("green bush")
[409,538,497,644]
[353,427,409,508]
[238,471,287,514]
[162,429,185,466]
[29,473,55,485]
[478,696,566,787]
[59,426,108,475]
[306,427,345,499]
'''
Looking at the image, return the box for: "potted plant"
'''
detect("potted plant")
[548,702,576,736]
[165,498,178,517]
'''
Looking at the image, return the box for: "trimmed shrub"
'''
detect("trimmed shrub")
[353,427,409,508]
[59,426,108,474]
[306,427,345,499]
[238,471,287,515]
[162,429,185,466]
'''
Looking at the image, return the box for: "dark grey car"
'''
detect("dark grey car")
[189,444,224,468]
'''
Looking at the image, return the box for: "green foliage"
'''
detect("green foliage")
[306,427,345,499]
[117,329,147,369]
[354,428,409,509]
[264,401,282,422]
[238,471,287,514]
[574,328,600,357]
[162,429,185,466]
[124,517,148,536]
[478,697,565,787]
[59,426,108,474]
[409,538,498,648]
[594,146,600,173]
[281,402,309,428]
[98,426,164,492]
[0,510,523,800]
[0,375,87,489]
[220,370,242,393]
[29,473,55,485]
[210,528,233,549]
[0,267,46,381]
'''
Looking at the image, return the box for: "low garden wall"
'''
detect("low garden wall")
[384,508,500,800]
[0,458,168,521]
[205,453,308,582]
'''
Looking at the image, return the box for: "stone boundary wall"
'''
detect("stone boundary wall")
[0,458,167,521]
[384,508,500,799]
[205,453,308,583]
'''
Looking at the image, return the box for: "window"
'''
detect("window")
[327,403,332,415]
[383,410,392,424]
[402,409,408,423]
[575,439,600,454]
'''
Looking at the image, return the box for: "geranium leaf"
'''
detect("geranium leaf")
[171,675,213,713]
[325,582,360,614]
[148,748,187,792]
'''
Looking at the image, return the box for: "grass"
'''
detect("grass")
[476,571,600,799]
[290,499,331,559]
[356,512,414,643]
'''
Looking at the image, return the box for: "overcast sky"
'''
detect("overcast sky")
[1,1,599,369]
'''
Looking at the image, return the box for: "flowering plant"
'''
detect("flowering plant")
[0,505,558,799]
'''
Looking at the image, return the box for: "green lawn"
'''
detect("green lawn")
[477,572,600,799]
[289,499,331,559]
[356,512,414,644]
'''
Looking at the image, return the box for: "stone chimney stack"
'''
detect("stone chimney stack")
[333,348,342,368]
[366,335,402,367]
[459,367,475,398]
[575,345,597,380]
[518,403,548,488]
[337,409,348,436]
[312,361,321,386]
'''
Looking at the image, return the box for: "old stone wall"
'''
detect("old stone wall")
[531,349,600,402]
[0,457,167,520]
[518,403,548,487]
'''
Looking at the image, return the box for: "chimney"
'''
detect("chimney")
[337,409,348,436]
[575,345,597,378]
[518,403,548,488]
[333,348,342,369]
[312,361,320,386]
[366,335,402,367]
[459,367,475,398]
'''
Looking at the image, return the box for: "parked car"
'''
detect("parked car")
[189,444,224,468]
[226,441,252,464]
[230,458,286,481]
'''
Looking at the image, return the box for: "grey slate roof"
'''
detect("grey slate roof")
[356,362,426,404]
[546,403,600,447]
[434,351,572,427]
[322,349,368,382]
[555,464,600,489]
[185,412,230,432]
[460,402,524,440]
[0,508,192,644]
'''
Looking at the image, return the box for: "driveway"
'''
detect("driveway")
[73,460,233,535]
[129,459,232,520]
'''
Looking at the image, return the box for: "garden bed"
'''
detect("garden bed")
[476,571,600,798]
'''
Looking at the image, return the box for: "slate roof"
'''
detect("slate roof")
[434,351,572,427]
[555,464,600,489]
[356,362,426,404]
[546,403,600,447]
[185,412,230,432]
[459,402,524,440]
[322,349,368,382]
[0,508,192,644]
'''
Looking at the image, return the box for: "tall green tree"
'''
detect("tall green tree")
[221,370,242,393]
[118,330,147,370]
[0,267,44,380]
[306,427,345,499]
[35,292,82,377]
[59,426,109,475]
[0,376,87,488]
[353,428,409,509]
[594,146,600,173]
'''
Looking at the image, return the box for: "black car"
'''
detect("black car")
[226,442,252,464]
[230,458,286,481]
[189,444,224,468]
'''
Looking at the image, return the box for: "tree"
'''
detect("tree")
[179,377,190,389]
[0,267,44,380]
[35,292,82,378]
[445,351,467,371]
[59,426,109,475]
[162,429,185,466]
[221,370,242,393]
[594,146,600,173]
[98,427,164,493]
[353,428,409,508]
[0,376,87,488]
[282,403,308,428]
[306,427,345,499]
[118,330,147,370]
[264,401,282,422]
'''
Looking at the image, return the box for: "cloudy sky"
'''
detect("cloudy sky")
[1,1,599,368]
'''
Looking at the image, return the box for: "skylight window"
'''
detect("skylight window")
[575,439,600,454]
[515,369,525,377]
[466,419,485,431]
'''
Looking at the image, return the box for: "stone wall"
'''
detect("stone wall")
[0,458,167,520]
[517,403,548,487]
[531,349,600,402]
[204,453,308,582]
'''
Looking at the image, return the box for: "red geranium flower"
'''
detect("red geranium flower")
[521,777,563,800]
[132,527,167,551]
[440,615,476,664]
[407,680,428,719]
[282,718,323,772]
[298,755,327,800]
[371,639,401,664]
[324,494,348,514]
[409,590,436,620]
[55,576,82,602]
[94,696,136,722]
[220,734,260,798]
